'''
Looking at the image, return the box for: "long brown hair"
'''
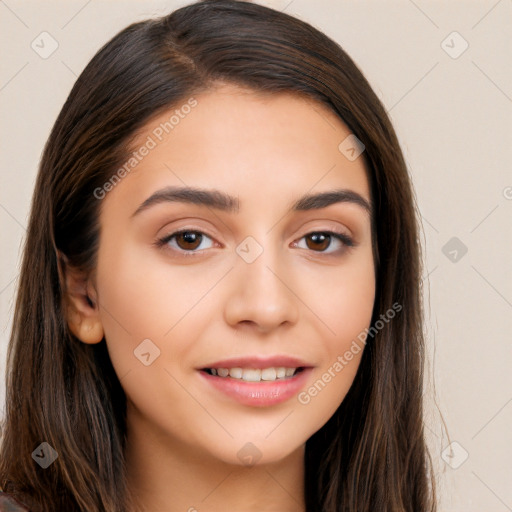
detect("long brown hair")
[0,1,437,510]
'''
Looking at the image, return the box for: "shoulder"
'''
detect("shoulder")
[0,491,30,512]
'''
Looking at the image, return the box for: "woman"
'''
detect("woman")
[0,0,437,510]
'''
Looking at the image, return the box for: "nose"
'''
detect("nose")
[223,240,300,334]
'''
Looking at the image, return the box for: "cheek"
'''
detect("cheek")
[297,252,375,414]
[94,237,221,375]
[303,246,376,345]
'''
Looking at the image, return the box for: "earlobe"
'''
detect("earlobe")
[57,251,104,344]
[66,302,104,344]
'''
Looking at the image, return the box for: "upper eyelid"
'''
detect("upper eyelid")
[158,218,353,239]
[160,228,218,244]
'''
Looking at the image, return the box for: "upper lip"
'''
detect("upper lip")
[199,355,313,370]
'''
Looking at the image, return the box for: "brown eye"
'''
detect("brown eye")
[294,231,354,255]
[175,231,203,250]
[305,233,331,251]
[157,230,215,256]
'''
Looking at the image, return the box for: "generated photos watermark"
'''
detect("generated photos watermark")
[93,97,198,200]
[298,301,403,405]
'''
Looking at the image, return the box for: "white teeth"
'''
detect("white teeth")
[208,366,299,382]
[229,367,243,379]
[243,369,261,382]
[261,368,276,380]
[276,367,286,378]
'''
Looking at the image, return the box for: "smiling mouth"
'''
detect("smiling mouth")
[200,366,305,382]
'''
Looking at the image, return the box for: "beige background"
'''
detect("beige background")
[1,1,511,510]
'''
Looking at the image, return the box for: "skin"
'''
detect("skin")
[65,83,376,512]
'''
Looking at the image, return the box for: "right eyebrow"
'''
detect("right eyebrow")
[132,186,240,217]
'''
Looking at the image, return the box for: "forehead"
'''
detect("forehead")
[112,83,371,210]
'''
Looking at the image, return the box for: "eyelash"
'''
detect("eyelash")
[154,228,355,258]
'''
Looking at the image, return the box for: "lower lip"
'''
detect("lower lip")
[198,368,313,407]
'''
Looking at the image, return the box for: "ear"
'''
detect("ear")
[57,251,104,344]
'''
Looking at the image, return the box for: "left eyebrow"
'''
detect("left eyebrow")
[131,186,372,217]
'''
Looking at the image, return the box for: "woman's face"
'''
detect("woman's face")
[91,83,375,465]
